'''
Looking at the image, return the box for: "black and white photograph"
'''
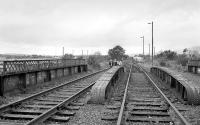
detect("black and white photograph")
[0,0,200,124]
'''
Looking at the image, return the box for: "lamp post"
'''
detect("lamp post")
[148,21,154,66]
[140,36,144,57]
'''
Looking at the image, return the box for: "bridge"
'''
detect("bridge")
[0,59,87,96]
[188,59,200,74]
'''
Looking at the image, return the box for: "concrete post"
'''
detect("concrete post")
[78,66,81,73]
[47,70,51,81]
[55,69,58,78]
[188,66,191,72]
[69,67,72,75]
[35,72,38,84]
[0,76,4,96]
[19,74,26,92]
[195,67,198,74]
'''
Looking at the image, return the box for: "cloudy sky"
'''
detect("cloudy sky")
[0,0,199,55]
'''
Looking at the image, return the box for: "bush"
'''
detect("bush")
[175,64,183,71]
[87,56,101,69]
[159,60,166,67]
[157,50,177,60]
[176,54,189,66]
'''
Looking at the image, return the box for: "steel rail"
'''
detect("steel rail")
[0,68,108,113]
[25,82,95,125]
[116,65,132,125]
[138,65,191,125]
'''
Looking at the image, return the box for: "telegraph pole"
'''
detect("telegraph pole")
[87,50,88,57]
[62,47,64,56]
[148,21,154,66]
[140,36,144,56]
[149,43,150,58]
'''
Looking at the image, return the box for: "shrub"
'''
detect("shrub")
[176,64,183,71]
[159,60,166,67]
[176,54,189,66]
[87,56,101,69]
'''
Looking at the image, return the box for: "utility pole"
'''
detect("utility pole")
[148,21,154,66]
[87,50,88,57]
[82,50,83,57]
[154,46,155,57]
[140,36,144,56]
[149,43,150,58]
[62,47,64,56]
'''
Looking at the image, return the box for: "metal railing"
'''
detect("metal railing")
[188,59,200,66]
[0,59,86,75]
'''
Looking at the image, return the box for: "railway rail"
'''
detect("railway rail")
[0,68,107,125]
[116,64,191,125]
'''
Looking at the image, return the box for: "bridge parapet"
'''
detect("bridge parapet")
[188,59,200,67]
[151,66,200,105]
[188,59,200,73]
[89,66,124,104]
[0,59,86,75]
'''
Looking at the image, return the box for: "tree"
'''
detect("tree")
[62,53,74,59]
[157,50,177,60]
[108,45,125,60]
[183,48,188,54]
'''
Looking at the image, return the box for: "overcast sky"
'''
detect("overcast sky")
[0,0,199,55]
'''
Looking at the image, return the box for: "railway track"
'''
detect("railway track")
[116,64,191,125]
[0,69,107,125]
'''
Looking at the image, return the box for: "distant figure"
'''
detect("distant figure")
[118,61,122,66]
[113,59,117,66]
[109,60,113,67]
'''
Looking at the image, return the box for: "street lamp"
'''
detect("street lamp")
[148,21,154,66]
[140,36,144,57]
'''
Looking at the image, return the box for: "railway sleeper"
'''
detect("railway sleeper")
[0,113,37,120]
[127,102,163,106]
[22,104,53,109]
[29,101,59,105]
[9,109,43,115]
[128,98,162,102]
[101,114,118,121]
[47,115,70,122]
[126,116,172,123]
[8,109,75,116]
[128,106,168,112]
[63,105,80,110]
[35,98,63,102]
[69,102,84,106]
[47,95,70,98]
[129,111,170,116]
